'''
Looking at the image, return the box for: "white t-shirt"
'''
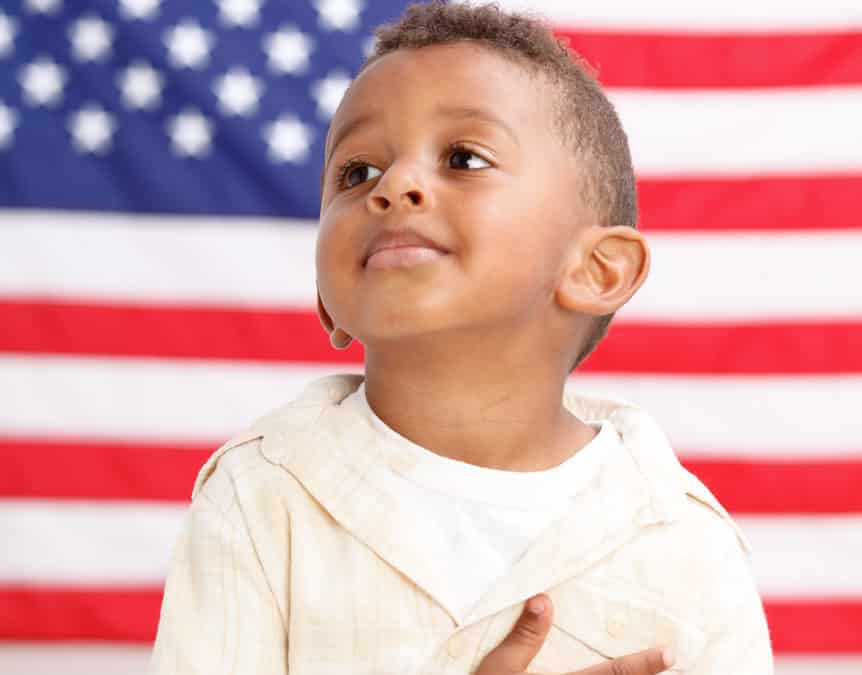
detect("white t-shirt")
[342,383,619,618]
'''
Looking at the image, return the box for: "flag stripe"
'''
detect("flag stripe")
[558,31,862,89]
[1,587,859,653]
[489,0,862,31]
[611,87,862,175]
[0,500,182,584]
[0,587,162,643]
[0,438,210,502]
[0,643,152,675]
[766,600,862,654]
[774,657,862,675]
[741,515,862,596]
[3,354,860,453]
[682,458,862,515]
[4,437,861,514]
[4,218,862,320]
[637,175,862,232]
[3,299,861,375]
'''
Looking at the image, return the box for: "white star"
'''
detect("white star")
[263,115,312,163]
[0,102,18,149]
[118,61,163,110]
[19,56,67,107]
[311,70,351,119]
[313,0,363,32]
[0,11,17,58]
[68,104,116,154]
[167,108,213,157]
[25,0,62,15]
[69,15,114,62]
[164,19,213,69]
[217,0,261,28]
[263,25,313,75]
[213,67,262,117]
[118,0,161,20]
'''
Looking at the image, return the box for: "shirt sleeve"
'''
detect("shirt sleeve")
[149,490,288,675]
[688,533,774,674]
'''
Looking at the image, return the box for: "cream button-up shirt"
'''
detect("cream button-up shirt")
[149,374,773,674]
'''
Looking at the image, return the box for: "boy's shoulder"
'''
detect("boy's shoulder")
[567,388,751,554]
[191,373,364,501]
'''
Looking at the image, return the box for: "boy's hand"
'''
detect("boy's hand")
[473,594,674,675]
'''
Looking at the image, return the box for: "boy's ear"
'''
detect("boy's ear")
[556,225,650,316]
[316,287,353,350]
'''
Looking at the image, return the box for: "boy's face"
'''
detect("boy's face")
[317,43,588,347]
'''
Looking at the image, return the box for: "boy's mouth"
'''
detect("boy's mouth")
[363,228,450,269]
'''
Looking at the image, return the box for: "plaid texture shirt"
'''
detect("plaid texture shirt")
[149,374,773,674]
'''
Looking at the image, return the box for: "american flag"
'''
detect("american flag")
[1,0,860,672]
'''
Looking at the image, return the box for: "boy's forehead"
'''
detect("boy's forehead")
[327,43,556,151]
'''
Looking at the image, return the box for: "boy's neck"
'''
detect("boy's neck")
[362,338,596,472]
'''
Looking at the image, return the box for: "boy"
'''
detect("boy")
[150,3,772,674]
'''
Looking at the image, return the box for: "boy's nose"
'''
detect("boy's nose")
[366,167,430,214]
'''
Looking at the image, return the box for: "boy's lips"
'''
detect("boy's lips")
[363,229,450,269]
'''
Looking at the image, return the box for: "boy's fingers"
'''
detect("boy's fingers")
[566,647,674,675]
[473,595,553,675]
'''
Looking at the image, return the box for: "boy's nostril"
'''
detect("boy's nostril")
[406,190,422,205]
[371,195,390,210]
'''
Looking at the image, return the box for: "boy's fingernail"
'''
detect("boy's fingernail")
[661,647,676,668]
[527,596,545,616]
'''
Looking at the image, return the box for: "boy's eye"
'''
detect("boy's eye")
[344,164,382,188]
[449,149,491,170]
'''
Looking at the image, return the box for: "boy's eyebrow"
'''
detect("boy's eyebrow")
[326,112,376,166]
[325,105,520,167]
[433,105,520,147]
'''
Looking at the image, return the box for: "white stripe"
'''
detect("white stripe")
[3,499,860,597]
[0,354,859,455]
[0,647,858,675]
[0,355,350,442]
[739,515,862,596]
[775,657,862,675]
[0,500,185,584]
[0,212,317,307]
[3,215,862,320]
[485,0,862,31]
[624,231,862,320]
[0,644,152,675]
[611,87,862,175]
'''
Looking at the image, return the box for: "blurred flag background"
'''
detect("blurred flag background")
[1,0,860,673]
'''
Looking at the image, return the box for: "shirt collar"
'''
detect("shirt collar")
[255,374,687,626]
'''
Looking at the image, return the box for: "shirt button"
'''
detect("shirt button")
[606,609,629,637]
[447,633,463,659]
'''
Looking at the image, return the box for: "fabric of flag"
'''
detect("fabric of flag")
[1,0,860,672]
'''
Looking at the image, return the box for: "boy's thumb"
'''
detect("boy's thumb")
[473,595,553,675]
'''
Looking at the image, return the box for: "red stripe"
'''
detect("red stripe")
[1,586,859,652]
[681,458,862,514]
[0,299,363,364]
[556,30,862,88]
[3,436,860,514]
[0,437,211,501]
[2,300,861,375]
[0,586,161,642]
[637,175,862,232]
[582,320,862,375]
[765,600,862,654]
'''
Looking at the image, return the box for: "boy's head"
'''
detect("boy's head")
[316,2,648,371]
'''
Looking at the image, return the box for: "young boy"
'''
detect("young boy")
[150,3,773,674]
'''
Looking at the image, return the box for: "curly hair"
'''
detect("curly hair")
[364,2,637,369]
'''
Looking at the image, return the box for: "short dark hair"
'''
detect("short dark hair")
[365,1,637,369]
